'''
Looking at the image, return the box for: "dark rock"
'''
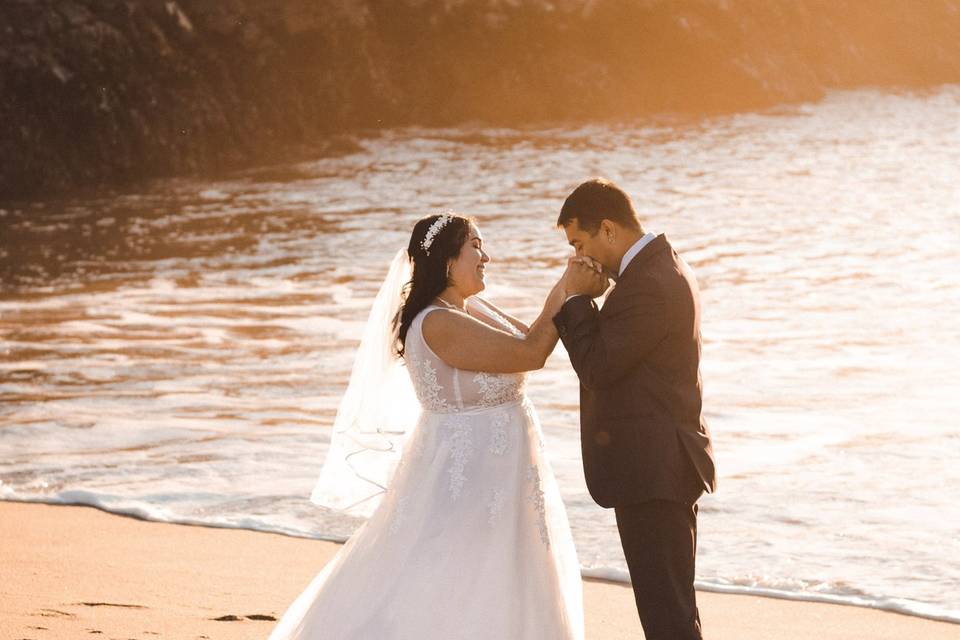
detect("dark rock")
[2,0,960,200]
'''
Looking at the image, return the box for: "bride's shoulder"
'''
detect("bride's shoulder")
[419,304,481,354]
[416,302,463,328]
[413,303,449,325]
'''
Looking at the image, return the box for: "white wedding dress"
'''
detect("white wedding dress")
[269,297,583,640]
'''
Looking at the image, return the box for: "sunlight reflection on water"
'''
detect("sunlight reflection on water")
[2,87,959,621]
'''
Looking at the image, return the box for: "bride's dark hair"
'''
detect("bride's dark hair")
[394,213,473,358]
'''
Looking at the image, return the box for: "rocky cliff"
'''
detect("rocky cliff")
[3,0,960,199]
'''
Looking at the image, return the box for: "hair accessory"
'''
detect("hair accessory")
[420,213,453,256]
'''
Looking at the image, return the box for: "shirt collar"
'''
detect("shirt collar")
[618,232,657,277]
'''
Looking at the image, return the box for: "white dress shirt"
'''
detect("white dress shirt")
[617,231,657,278]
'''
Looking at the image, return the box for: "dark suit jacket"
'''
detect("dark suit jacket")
[554,234,717,508]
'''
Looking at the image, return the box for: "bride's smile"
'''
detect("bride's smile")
[446,224,490,295]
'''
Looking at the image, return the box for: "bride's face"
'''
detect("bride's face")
[447,224,490,296]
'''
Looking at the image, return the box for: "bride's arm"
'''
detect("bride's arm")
[423,278,567,374]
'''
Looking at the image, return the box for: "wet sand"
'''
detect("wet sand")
[1,501,955,640]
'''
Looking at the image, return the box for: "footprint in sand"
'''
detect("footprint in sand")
[211,613,277,621]
[74,602,148,609]
[35,609,76,618]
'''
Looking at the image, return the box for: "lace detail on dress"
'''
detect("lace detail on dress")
[526,464,550,547]
[412,357,452,412]
[473,371,523,407]
[489,409,509,455]
[481,304,524,337]
[487,488,507,526]
[447,417,473,500]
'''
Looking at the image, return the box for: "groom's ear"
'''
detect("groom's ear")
[598,219,616,241]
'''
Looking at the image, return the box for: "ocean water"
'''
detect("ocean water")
[1,87,959,624]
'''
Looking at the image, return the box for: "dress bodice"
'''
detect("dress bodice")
[404,297,527,413]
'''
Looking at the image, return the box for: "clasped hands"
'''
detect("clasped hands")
[561,255,609,299]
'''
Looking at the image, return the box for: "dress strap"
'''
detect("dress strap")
[470,297,524,337]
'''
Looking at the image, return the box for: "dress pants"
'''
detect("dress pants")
[614,499,702,640]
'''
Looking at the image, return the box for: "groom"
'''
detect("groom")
[553,178,717,640]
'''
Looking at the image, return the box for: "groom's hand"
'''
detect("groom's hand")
[563,257,609,299]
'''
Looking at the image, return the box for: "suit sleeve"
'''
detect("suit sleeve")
[552,287,667,391]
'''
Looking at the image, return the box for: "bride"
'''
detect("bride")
[268,212,591,639]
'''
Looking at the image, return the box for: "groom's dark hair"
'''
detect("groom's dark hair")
[557,178,640,234]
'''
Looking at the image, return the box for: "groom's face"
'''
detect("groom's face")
[563,219,617,277]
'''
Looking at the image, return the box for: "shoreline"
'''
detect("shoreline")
[5,496,957,626]
[2,501,957,640]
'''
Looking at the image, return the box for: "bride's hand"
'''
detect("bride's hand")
[563,256,608,299]
[573,256,603,273]
[556,257,590,286]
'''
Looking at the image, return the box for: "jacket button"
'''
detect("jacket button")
[594,431,611,446]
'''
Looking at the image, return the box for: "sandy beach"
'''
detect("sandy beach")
[1,502,955,640]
